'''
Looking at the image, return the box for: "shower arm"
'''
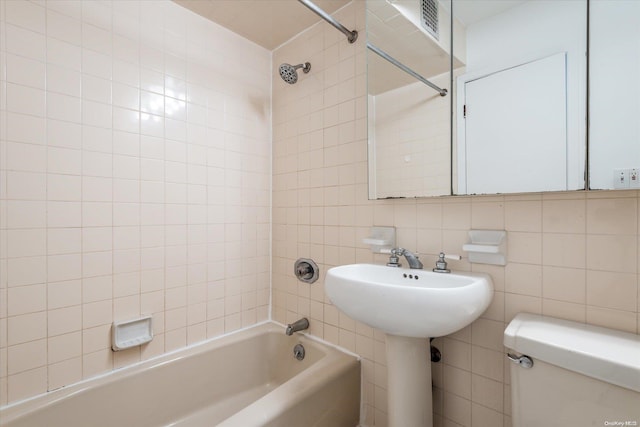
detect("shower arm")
[367,42,448,97]
[297,0,358,44]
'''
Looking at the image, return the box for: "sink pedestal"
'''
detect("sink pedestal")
[325,264,493,426]
[386,334,433,427]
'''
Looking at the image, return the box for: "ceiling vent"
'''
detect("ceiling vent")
[420,0,439,40]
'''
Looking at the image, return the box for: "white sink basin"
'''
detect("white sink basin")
[325,263,494,426]
[325,263,493,338]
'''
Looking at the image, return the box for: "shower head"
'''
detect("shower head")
[279,62,311,84]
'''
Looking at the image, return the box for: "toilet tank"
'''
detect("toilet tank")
[504,313,640,427]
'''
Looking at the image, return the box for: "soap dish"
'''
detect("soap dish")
[112,316,153,351]
[462,230,507,265]
[362,226,396,253]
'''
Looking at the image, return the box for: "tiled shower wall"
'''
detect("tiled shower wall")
[272,2,640,426]
[0,0,271,404]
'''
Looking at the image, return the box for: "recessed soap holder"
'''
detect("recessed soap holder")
[112,316,153,351]
[363,226,396,253]
[462,230,507,266]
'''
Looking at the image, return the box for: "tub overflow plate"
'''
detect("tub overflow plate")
[293,344,305,361]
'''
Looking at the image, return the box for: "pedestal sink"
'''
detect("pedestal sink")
[325,263,493,427]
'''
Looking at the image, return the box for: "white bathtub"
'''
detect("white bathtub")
[0,322,361,427]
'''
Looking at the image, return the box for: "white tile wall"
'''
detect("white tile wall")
[0,0,271,405]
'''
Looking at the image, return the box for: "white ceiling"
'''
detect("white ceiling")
[174,0,351,50]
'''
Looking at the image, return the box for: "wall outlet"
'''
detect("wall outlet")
[630,168,640,188]
[614,169,630,189]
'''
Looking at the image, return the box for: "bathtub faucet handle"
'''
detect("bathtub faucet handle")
[285,318,310,336]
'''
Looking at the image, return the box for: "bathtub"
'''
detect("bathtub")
[0,322,361,427]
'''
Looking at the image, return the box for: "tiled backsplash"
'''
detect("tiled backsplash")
[0,0,271,404]
[272,2,639,426]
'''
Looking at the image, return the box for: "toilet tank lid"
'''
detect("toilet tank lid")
[504,313,640,393]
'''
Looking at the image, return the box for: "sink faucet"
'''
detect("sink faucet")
[387,248,423,269]
[285,318,309,335]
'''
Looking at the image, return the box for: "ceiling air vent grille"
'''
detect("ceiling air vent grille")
[420,0,439,40]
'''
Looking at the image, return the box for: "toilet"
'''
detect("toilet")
[505,313,640,427]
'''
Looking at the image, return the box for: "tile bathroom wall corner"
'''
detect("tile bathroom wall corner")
[0,0,271,405]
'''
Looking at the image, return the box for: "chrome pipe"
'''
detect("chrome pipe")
[297,0,358,43]
[367,42,448,97]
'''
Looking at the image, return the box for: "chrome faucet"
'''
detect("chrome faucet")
[387,248,423,269]
[285,318,309,335]
[433,252,462,273]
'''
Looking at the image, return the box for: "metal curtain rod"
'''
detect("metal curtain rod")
[367,42,448,97]
[297,0,358,43]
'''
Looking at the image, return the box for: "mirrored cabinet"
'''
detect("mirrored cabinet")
[366,0,454,199]
[589,0,640,190]
[451,0,586,195]
[366,0,639,199]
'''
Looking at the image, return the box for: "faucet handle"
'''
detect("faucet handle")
[387,248,402,267]
[433,252,461,273]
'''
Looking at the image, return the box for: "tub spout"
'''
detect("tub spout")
[286,318,310,335]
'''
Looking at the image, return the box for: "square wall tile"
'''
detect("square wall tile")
[586,234,637,274]
[542,199,585,233]
[8,311,47,346]
[7,283,46,316]
[7,339,47,375]
[586,270,637,312]
[587,198,637,235]
[8,367,47,403]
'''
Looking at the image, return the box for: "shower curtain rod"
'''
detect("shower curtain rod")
[367,42,448,97]
[297,0,358,43]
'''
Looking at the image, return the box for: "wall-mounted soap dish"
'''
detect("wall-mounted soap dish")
[462,230,507,265]
[112,316,153,351]
[363,226,396,253]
